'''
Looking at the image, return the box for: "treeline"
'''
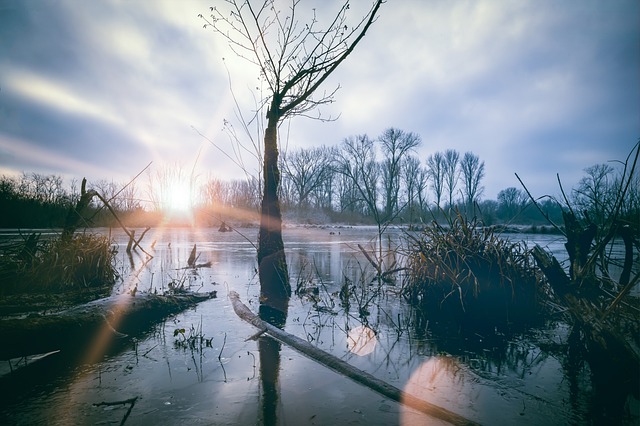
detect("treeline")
[1,130,637,229]
[0,174,151,228]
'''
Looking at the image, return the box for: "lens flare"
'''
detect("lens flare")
[347,325,377,356]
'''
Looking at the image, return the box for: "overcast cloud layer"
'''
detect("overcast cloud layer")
[1,0,638,199]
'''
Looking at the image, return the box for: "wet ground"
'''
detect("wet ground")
[0,226,638,425]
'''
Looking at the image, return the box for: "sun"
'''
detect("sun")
[165,181,193,214]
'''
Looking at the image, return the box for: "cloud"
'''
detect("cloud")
[0,0,637,199]
[5,69,123,126]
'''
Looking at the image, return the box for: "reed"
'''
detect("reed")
[0,232,117,296]
[402,212,548,331]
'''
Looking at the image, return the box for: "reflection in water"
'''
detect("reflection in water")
[259,333,282,425]
[258,278,289,425]
[347,325,377,356]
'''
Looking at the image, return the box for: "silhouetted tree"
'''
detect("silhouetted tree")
[497,187,527,221]
[378,128,421,220]
[402,155,428,224]
[460,151,485,215]
[443,149,460,209]
[572,163,615,226]
[335,135,379,219]
[201,0,385,304]
[281,146,333,209]
[426,152,445,209]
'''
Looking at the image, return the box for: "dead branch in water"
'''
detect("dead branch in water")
[93,396,138,426]
[228,291,480,426]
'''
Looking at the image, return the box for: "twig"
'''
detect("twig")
[218,332,227,361]
[93,396,138,426]
[94,193,153,258]
[515,173,565,236]
[358,244,381,276]
[142,344,158,357]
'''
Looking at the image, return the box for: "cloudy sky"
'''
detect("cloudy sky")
[1,0,638,200]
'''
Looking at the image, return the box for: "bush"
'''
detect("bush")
[403,212,548,332]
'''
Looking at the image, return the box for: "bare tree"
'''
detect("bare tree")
[334,135,379,219]
[378,128,421,220]
[92,179,121,210]
[311,146,337,210]
[402,155,428,224]
[426,152,445,209]
[459,151,485,215]
[443,149,460,209]
[201,177,226,208]
[497,187,528,220]
[201,0,385,301]
[20,173,67,205]
[281,145,333,209]
[572,163,615,225]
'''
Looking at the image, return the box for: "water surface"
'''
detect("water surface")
[0,226,637,425]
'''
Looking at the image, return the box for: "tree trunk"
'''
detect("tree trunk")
[258,116,291,306]
[62,178,97,241]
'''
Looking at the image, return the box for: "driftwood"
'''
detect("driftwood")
[228,291,480,426]
[0,291,216,360]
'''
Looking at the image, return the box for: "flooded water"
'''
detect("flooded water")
[0,226,638,425]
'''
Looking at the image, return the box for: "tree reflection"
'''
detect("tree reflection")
[258,262,289,426]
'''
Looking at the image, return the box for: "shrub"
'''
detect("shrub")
[403,212,548,332]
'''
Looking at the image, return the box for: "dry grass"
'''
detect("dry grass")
[0,232,117,296]
[403,213,549,331]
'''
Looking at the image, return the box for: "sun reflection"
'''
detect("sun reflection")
[347,325,377,356]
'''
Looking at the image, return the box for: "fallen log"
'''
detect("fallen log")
[228,291,480,426]
[0,291,216,360]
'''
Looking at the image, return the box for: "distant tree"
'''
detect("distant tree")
[334,135,379,219]
[281,146,333,209]
[426,152,445,209]
[92,179,121,210]
[335,170,362,215]
[497,187,528,221]
[443,149,460,209]
[415,165,430,218]
[201,0,385,301]
[459,151,485,215]
[402,155,428,223]
[20,173,67,205]
[311,146,338,210]
[477,199,498,225]
[378,128,421,220]
[1,173,73,227]
[572,163,615,225]
[201,177,228,210]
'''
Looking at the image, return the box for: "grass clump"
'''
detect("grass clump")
[403,212,548,332]
[0,232,117,297]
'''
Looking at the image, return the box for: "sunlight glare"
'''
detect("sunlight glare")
[167,181,192,213]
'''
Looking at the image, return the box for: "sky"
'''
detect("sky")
[0,0,638,201]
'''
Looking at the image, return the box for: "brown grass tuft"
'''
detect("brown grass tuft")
[403,213,549,331]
